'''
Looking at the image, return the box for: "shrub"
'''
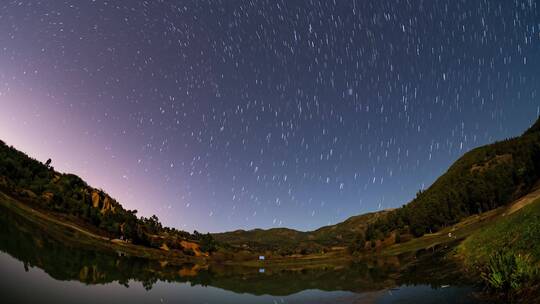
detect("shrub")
[482,251,538,292]
[199,233,217,253]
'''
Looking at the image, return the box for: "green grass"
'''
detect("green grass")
[458,197,540,296]
[459,198,540,265]
[381,205,505,256]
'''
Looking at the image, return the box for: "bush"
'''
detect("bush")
[199,233,217,253]
[482,251,538,292]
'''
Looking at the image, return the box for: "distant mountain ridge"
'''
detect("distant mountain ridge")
[213,210,392,253]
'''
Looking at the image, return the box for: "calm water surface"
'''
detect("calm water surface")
[0,204,486,304]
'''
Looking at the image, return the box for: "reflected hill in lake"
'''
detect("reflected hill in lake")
[0,202,475,297]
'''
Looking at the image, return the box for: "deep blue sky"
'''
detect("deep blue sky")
[0,0,538,232]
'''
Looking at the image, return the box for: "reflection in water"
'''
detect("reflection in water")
[0,204,486,303]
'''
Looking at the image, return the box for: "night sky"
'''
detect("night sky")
[0,1,538,233]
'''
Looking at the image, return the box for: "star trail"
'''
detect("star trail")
[0,1,538,232]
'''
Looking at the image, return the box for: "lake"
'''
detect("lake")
[0,203,488,304]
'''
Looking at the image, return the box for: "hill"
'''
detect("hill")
[458,194,540,299]
[361,116,540,249]
[0,140,217,258]
[213,210,391,254]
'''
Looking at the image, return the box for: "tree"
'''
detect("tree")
[348,233,365,254]
[141,215,162,235]
[199,233,217,254]
[100,212,120,237]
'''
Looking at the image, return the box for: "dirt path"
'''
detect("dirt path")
[506,185,540,215]
[382,183,540,255]
[0,192,110,242]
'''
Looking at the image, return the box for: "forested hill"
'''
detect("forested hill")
[0,140,216,255]
[362,117,540,248]
[212,209,391,254]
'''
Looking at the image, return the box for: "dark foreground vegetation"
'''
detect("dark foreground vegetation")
[458,197,540,301]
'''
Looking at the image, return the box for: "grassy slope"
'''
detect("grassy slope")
[380,185,540,256]
[458,197,540,267]
[456,196,540,300]
[380,206,504,256]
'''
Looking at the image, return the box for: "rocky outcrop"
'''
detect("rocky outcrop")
[90,190,116,214]
[91,191,100,208]
[160,243,170,251]
[102,196,115,213]
[178,264,207,277]
[180,240,207,257]
[41,192,54,203]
